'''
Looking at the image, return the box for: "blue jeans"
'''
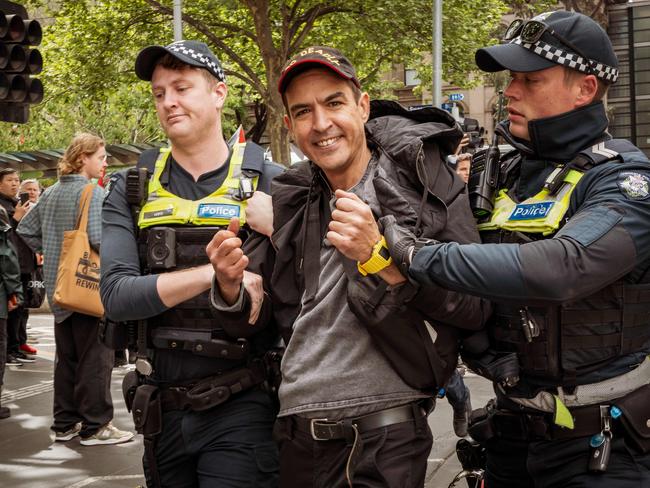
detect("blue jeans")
[144,388,278,488]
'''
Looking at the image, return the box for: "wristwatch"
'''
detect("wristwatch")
[357,235,393,276]
[410,237,439,264]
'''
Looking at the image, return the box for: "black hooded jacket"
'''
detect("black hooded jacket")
[211,100,492,391]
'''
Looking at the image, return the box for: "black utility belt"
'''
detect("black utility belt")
[151,327,249,360]
[469,384,650,453]
[158,363,266,412]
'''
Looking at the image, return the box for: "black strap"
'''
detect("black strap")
[143,436,162,487]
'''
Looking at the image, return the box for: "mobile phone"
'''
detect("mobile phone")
[19,192,29,204]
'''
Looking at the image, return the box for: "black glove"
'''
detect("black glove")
[379,215,438,276]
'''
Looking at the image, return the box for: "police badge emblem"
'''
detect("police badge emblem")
[617,172,650,200]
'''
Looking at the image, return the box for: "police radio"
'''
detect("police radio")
[468,91,504,219]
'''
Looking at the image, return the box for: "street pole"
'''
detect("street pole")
[432,0,442,108]
[173,0,182,41]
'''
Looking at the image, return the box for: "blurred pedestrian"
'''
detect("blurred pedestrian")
[0,205,22,418]
[0,169,36,365]
[455,153,472,184]
[19,179,41,204]
[17,133,134,446]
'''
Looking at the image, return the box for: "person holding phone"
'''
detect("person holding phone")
[0,169,37,366]
[19,179,42,205]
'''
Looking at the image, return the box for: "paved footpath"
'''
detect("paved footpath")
[0,313,494,488]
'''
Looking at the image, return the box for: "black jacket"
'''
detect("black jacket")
[0,193,35,274]
[411,102,650,390]
[212,100,491,390]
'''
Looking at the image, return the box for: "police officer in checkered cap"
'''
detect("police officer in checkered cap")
[100,40,284,487]
[383,10,650,487]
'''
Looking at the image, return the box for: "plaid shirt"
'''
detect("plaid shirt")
[17,175,104,323]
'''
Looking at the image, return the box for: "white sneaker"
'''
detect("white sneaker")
[79,422,134,446]
[54,422,82,441]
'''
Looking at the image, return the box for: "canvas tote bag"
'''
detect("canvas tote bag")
[52,183,104,317]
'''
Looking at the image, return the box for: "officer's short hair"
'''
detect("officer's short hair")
[562,67,610,101]
[155,53,219,89]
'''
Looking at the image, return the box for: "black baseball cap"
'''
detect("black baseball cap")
[278,46,360,94]
[476,11,618,83]
[135,40,226,82]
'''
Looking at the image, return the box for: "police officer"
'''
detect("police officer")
[383,11,650,488]
[100,40,283,487]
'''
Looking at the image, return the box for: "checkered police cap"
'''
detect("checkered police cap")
[476,11,619,83]
[135,40,226,83]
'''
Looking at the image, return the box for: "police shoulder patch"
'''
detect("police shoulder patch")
[617,171,650,200]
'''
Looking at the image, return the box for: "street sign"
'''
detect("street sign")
[448,93,464,102]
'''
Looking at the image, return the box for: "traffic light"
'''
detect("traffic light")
[0,1,43,124]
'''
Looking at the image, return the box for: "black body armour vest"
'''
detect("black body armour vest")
[481,139,650,388]
[130,144,264,373]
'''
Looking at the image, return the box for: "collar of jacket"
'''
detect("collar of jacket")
[496,101,609,162]
[367,99,463,158]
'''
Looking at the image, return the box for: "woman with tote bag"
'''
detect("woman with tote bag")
[17,133,133,446]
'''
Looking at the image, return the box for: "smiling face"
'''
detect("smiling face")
[151,65,226,145]
[504,65,595,141]
[283,68,371,190]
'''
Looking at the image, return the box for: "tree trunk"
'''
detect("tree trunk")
[266,97,290,166]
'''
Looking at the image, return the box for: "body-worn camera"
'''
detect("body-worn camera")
[146,227,176,270]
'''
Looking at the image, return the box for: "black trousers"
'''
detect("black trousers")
[278,414,432,488]
[143,388,278,488]
[485,433,650,487]
[0,318,6,387]
[52,312,114,437]
[6,305,27,354]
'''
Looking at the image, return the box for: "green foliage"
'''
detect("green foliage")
[6,1,520,155]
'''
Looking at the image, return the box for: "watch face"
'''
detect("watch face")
[378,245,391,261]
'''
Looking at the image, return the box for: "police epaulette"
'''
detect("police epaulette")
[573,139,638,170]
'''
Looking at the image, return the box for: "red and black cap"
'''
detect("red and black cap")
[278,46,360,94]
[135,40,226,82]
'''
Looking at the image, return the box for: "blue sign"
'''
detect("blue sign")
[509,202,554,221]
[197,203,240,219]
[441,102,454,113]
[448,93,464,101]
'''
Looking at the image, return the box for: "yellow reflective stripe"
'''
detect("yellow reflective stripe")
[553,394,574,429]
[564,169,582,185]
[222,142,245,190]
[138,143,253,229]
[478,170,585,235]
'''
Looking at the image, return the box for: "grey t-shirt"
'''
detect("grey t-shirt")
[277,161,427,420]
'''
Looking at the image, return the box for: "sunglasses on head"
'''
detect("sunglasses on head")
[503,19,595,75]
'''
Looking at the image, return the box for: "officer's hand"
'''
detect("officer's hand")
[327,189,380,262]
[245,191,273,238]
[206,218,248,305]
[243,270,264,324]
[379,215,439,276]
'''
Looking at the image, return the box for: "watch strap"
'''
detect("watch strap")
[357,235,393,276]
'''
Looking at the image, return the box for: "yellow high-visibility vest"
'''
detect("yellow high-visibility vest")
[138,142,257,229]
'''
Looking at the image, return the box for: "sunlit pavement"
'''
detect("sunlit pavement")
[1,313,494,488]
